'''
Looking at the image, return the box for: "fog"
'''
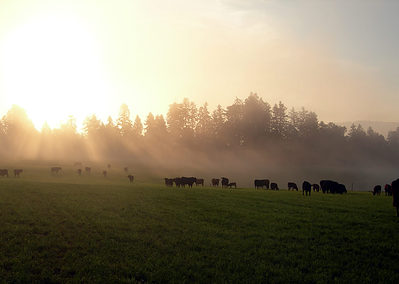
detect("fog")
[1,94,399,191]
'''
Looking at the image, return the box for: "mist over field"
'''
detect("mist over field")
[1,94,399,190]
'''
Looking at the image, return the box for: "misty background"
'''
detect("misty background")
[1,93,399,191]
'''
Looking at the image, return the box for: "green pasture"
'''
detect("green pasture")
[0,165,398,282]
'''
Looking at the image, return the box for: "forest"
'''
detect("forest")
[1,93,398,189]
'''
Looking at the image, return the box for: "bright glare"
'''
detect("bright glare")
[0,13,113,129]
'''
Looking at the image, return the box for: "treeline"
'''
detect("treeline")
[1,93,399,171]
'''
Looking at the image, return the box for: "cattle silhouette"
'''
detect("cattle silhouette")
[181,177,196,188]
[212,178,220,187]
[0,169,9,177]
[195,178,204,186]
[320,180,346,194]
[385,184,392,196]
[288,182,298,191]
[391,179,399,216]
[14,169,23,177]
[302,181,311,196]
[173,177,182,187]
[373,185,382,196]
[255,179,269,189]
[270,182,279,190]
[228,182,237,189]
[221,177,229,188]
[164,178,173,187]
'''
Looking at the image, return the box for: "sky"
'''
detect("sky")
[0,0,398,129]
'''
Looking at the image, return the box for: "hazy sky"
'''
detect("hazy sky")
[0,0,398,129]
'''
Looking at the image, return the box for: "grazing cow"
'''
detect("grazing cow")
[385,184,392,196]
[320,180,346,194]
[173,177,182,187]
[164,178,174,187]
[77,169,82,176]
[270,182,279,190]
[0,169,9,177]
[181,177,196,188]
[312,184,320,192]
[103,170,107,177]
[128,175,134,183]
[221,177,229,188]
[14,169,23,177]
[195,178,204,186]
[288,182,298,191]
[255,179,270,189]
[228,182,237,189]
[107,164,111,169]
[373,185,382,196]
[51,167,62,175]
[85,167,91,175]
[211,178,220,187]
[391,179,399,216]
[124,167,129,173]
[302,181,312,196]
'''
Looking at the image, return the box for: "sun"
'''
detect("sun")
[0,13,113,129]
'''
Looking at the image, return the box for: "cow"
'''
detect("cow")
[302,181,312,196]
[173,177,182,187]
[320,180,343,194]
[124,167,129,173]
[77,169,82,176]
[14,169,23,177]
[195,178,204,186]
[128,175,134,183]
[255,179,270,189]
[85,167,91,175]
[373,185,382,196]
[103,170,107,177]
[51,167,62,175]
[211,178,220,187]
[221,177,229,188]
[391,179,399,216]
[228,182,237,189]
[181,177,196,188]
[0,169,9,177]
[385,184,392,196]
[270,182,279,190]
[164,178,174,187]
[288,182,298,191]
[312,184,320,192]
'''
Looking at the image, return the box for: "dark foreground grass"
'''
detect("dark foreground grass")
[0,171,399,282]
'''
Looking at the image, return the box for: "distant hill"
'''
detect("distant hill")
[337,121,399,137]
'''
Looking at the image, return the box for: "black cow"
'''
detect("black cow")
[211,178,219,187]
[312,184,320,192]
[385,184,392,196]
[255,179,270,189]
[164,178,174,187]
[181,177,196,188]
[51,167,62,175]
[288,182,298,191]
[221,177,229,188]
[391,179,399,216]
[302,181,312,196]
[14,169,23,177]
[271,182,279,190]
[128,175,134,183]
[228,182,237,189]
[0,169,9,177]
[195,178,204,186]
[373,185,382,196]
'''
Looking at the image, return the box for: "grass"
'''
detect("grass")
[0,165,398,282]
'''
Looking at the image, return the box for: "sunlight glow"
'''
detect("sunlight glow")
[1,13,114,129]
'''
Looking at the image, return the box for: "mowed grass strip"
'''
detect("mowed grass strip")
[0,176,398,282]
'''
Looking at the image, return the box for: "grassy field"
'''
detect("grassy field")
[0,165,398,282]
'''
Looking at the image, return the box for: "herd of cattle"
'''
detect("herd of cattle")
[164,177,238,188]
[0,169,23,177]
